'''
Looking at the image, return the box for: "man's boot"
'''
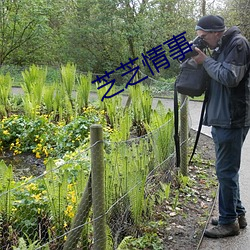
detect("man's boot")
[211,214,247,229]
[204,222,240,238]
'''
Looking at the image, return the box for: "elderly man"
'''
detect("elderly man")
[192,15,250,238]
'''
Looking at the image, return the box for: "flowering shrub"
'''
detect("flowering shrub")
[12,177,49,239]
[0,100,109,247]
[1,146,91,247]
[0,106,105,158]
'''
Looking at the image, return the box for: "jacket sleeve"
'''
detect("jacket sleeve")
[203,38,250,87]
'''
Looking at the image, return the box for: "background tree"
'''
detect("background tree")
[0,0,49,65]
[219,0,250,40]
[0,0,77,66]
[65,0,200,78]
[1,0,240,79]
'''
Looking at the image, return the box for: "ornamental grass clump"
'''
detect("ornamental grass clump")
[0,73,12,117]
[0,160,14,222]
[60,63,76,104]
[105,136,153,245]
[21,65,47,118]
[129,84,153,135]
[144,100,175,164]
[76,71,92,111]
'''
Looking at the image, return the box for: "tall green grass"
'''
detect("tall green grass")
[0,73,12,116]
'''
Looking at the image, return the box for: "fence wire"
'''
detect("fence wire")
[0,91,192,249]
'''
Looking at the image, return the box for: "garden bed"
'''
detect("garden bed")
[0,65,217,249]
[0,130,217,250]
[114,130,217,250]
[4,135,216,250]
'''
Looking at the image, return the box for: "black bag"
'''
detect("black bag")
[174,58,209,168]
[175,58,209,97]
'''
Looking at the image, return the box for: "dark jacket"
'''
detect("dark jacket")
[203,26,250,128]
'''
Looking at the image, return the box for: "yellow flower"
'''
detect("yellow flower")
[14,149,22,155]
[43,147,49,157]
[12,207,17,212]
[21,176,32,181]
[3,130,9,135]
[65,205,74,218]
[71,195,76,204]
[36,152,41,159]
[26,183,37,191]
[32,193,42,201]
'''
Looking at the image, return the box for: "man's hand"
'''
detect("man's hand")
[192,47,207,64]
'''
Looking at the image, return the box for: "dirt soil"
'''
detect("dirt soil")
[158,130,217,250]
[1,152,45,180]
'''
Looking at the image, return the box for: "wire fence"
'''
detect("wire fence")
[0,94,191,249]
[0,64,194,249]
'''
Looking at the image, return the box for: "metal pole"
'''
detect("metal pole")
[180,94,189,176]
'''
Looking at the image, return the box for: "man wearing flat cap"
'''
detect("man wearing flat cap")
[193,15,250,238]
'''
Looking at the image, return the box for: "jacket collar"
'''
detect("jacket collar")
[212,26,241,58]
[221,26,241,46]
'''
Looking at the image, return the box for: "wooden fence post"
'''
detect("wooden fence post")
[63,175,92,250]
[91,124,106,250]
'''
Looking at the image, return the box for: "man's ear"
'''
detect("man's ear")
[216,31,224,39]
